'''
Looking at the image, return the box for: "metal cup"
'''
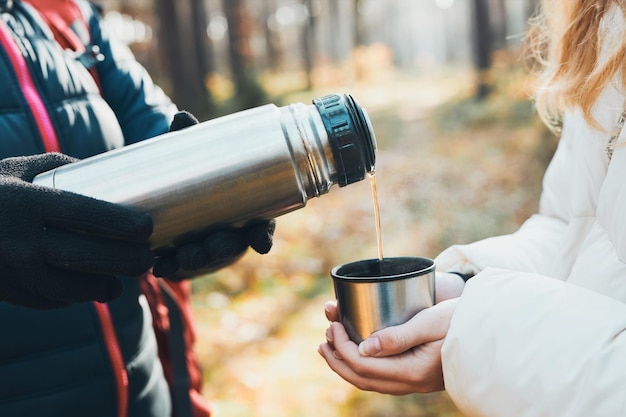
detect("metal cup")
[331,257,436,343]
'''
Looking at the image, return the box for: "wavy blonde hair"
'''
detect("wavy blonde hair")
[526,0,626,131]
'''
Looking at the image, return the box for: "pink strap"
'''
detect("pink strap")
[0,19,61,152]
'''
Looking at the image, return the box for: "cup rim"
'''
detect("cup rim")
[331,256,435,283]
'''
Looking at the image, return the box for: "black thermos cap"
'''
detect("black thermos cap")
[313,93,377,186]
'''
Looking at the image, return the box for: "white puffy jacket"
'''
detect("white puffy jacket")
[436,35,626,417]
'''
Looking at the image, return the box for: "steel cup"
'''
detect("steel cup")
[331,256,436,343]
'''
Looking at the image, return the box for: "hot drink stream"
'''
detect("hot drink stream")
[369,172,384,273]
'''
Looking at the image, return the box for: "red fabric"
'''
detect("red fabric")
[0,19,60,152]
[25,0,102,91]
[24,0,85,51]
[93,302,129,417]
[141,273,212,417]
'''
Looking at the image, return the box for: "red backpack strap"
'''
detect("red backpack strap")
[24,0,103,91]
[24,0,86,51]
[141,273,213,417]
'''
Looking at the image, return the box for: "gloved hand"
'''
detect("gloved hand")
[0,153,154,309]
[152,111,277,280]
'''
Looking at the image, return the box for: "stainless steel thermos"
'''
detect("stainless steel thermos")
[33,93,377,253]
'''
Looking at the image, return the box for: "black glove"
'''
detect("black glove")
[152,111,277,280]
[0,153,154,309]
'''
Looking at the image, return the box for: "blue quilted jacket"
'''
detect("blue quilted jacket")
[0,1,182,416]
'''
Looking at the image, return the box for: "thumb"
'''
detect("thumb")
[358,298,459,357]
[169,111,199,131]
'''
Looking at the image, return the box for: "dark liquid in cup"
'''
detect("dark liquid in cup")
[335,257,434,280]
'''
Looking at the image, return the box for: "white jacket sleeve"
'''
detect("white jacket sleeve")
[435,116,579,277]
[441,269,626,417]
[434,213,566,276]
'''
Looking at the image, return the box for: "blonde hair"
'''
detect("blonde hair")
[526,0,626,131]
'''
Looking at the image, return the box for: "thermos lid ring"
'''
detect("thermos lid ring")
[313,93,377,186]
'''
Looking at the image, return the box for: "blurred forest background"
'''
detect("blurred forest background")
[99,0,555,416]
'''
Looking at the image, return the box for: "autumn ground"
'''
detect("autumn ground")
[188,57,557,417]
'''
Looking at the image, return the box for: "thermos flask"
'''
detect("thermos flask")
[33,93,377,253]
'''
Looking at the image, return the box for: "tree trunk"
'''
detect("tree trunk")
[189,0,216,117]
[154,0,213,118]
[328,0,341,63]
[262,0,281,71]
[223,0,267,109]
[223,0,250,90]
[154,0,185,99]
[354,0,365,47]
[302,0,317,89]
[489,0,507,49]
[471,0,492,99]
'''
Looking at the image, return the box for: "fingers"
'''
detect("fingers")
[361,299,459,357]
[317,341,417,395]
[153,255,178,278]
[42,229,154,276]
[169,111,199,131]
[153,220,276,279]
[0,279,70,309]
[326,322,412,381]
[245,219,275,254]
[320,320,447,394]
[0,153,77,182]
[152,227,256,280]
[203,230,247,260]
[321,299,448,356]
[39,269,123,304]
[0,266,123,308]
[322,299,458,358]
[318,299,458,395]
[324,300,338,322]
[42,189,154,242]
[435,271,466,303]
[175,242,209,270]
